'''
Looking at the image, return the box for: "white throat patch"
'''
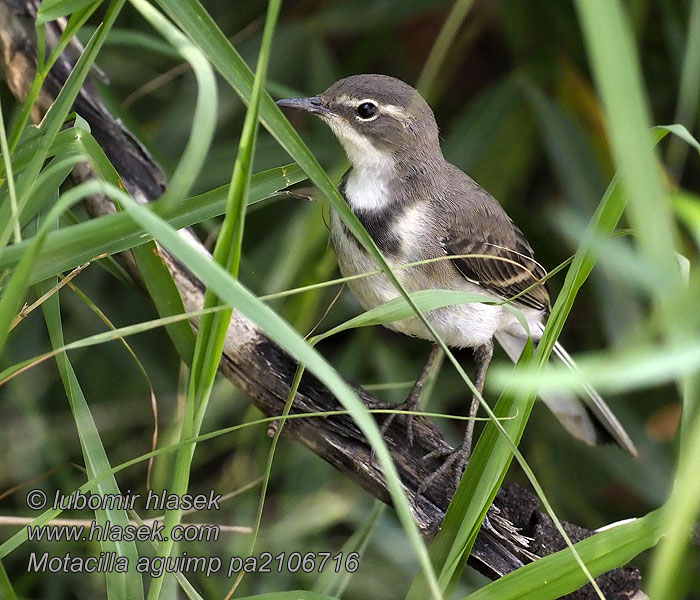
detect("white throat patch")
[324,116,396,212]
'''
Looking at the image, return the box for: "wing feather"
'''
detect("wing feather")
[441,178,551,312]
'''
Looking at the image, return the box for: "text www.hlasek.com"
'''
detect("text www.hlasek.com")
[27,520,219,543]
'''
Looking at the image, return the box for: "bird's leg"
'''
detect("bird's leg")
[418,340,494,496]
[462,339,494,461]
[374,344,441,447]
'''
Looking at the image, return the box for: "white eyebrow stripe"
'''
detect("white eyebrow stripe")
[333,95,410,121]
[334,94,359,107]
[380,104,410,121]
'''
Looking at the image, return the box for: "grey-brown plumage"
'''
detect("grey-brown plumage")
[278,74,637,488]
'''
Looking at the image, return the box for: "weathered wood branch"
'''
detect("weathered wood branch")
[0,2,645,596]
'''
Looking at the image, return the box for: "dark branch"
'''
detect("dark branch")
[0,2,644,596]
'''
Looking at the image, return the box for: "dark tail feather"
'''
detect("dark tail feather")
[494,328,638,457]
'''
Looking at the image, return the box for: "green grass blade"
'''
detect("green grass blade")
[36,0,101,24]
[114,0,207,366]
[0,164,306,283]
[649,372,700,600]
[39,284,144,600]
[416,0,476,99]
[314,289,523,343]
[313,501,384,597]
[131,240,196,364]
[465,510,665,600]
[128,0,216,211]
[1,0,126,248]
[666,0,700,177]
[0,96,21,243]
[142,0,280,597]
[0,560,18,600]
[233,593,340,600]
[646,121,700,600]
[32,210,143,599]
[490,339,700,394]
[574,0,682,320]
[0,304,226,386]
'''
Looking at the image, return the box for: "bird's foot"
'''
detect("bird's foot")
[417,439,470,497]
[375,392,423,447]
[368,394,423,466]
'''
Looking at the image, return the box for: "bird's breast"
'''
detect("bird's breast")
[329,209,509,348]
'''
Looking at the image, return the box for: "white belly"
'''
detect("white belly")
[329,211,534,348]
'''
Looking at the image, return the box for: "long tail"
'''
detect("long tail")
[494,328,638,457]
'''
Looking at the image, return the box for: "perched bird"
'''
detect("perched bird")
[278,74,637,490]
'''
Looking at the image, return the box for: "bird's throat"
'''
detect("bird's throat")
[343,163,396,213]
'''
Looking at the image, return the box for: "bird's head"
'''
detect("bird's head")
[277,74,440,170]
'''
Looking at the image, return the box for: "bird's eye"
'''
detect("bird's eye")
[356,102,378,120]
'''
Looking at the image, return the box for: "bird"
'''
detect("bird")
[277,74,637,491]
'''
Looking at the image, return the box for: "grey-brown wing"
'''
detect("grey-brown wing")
[443,197,550,312]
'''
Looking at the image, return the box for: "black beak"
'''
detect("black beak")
[276,96,330,116]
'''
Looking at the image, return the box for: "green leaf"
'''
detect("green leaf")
[131,241,196,364]
[674,190,700,247]
[36,0,101,24]
[465,510,665,600]
[128,0,216,212]
[314,289,519,343]
[490,339,700,394]
[37,207,143,599]
[2,0,126,248]
[666,0,700,176]
[416,0,476,100]
[410,174,628,600]
[0,304,226,386]
[574,0,682,324]
[0,164,307,283]
[0,95,21,244]
[314,502,384,597]
[0,560,18,600]
[233,593,340,600]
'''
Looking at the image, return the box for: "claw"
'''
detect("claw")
[377,399,419,446]
[416,440,469,498]
[369,398,420,468]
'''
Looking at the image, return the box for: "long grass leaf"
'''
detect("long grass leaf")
[128,0,216,210]
[142,0,280,597]
[0,96,21,243]
[0,164,306,282]
[0,560,18,600]
[36,0,101,24]
[416,0,476,98]
[1,0,126,248]
[666,0,700,177]
[574,0,682,319]
[39,287,144,600]
[44,175,440,598]
[465,511,664,600]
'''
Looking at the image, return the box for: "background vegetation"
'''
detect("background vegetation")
[1,0,699,598]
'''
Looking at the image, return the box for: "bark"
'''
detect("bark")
[0,2,645,597]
